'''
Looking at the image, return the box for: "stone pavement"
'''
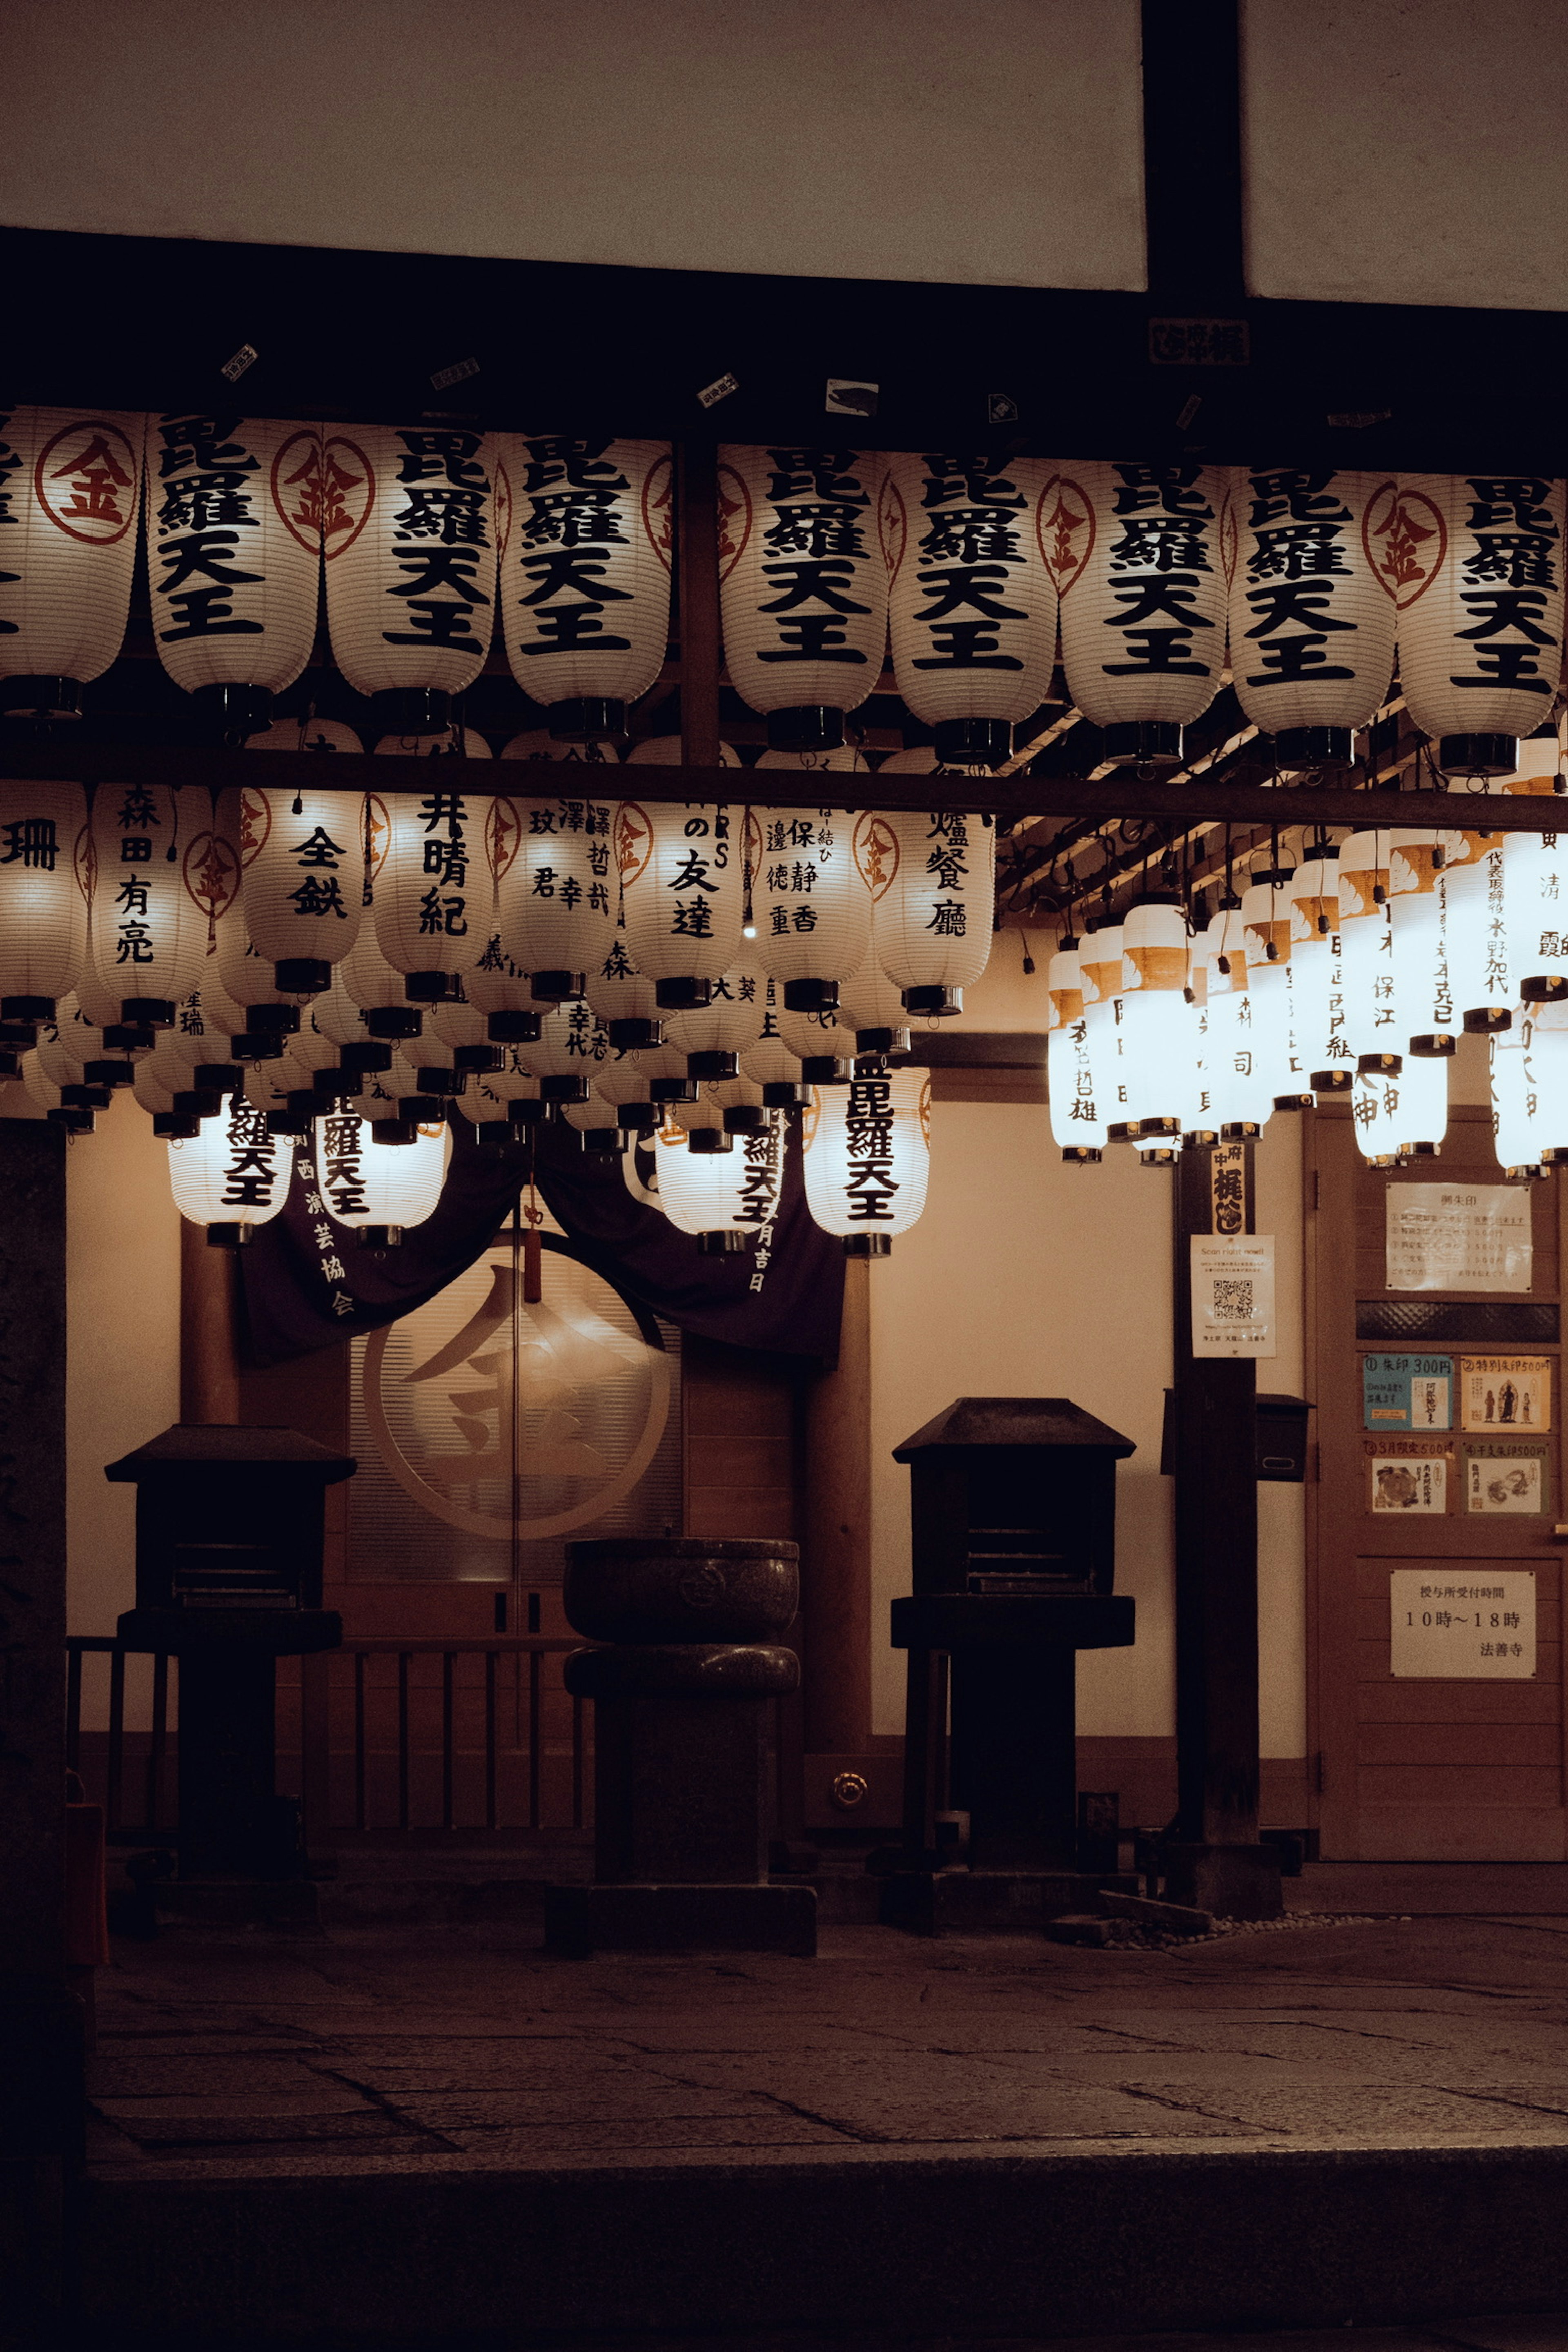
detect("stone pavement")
[80,1911,1568,2343]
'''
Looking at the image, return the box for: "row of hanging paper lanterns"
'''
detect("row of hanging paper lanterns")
[4,407,1563,782]
[1040,735,1568,1173]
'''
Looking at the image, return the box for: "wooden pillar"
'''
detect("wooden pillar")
[800,1257,873,1757]
[677,437,722,768]
[0,1121,80,2339]
[180,1219,239,1425]
[1169,1139,1281,1915]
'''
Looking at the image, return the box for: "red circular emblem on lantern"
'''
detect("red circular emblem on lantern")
[237,786,272,868]
[183,830,242,934]
[35,419,138,546]
[1036,474,1095,599]
[492,451,514,565]
[485,795,523,885]
[271,428,325,554]
[878,473,908,587]
[318,436,374,559]
[716,466,751,583]
[1363,481,1446,610]
[642,453,674,574]
[853,814,900,902]
[615,801,654,891]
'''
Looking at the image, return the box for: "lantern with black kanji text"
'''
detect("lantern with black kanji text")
[802,1066,930,1254]
[0,407,142,721]
[1373,474,1567,776]
[145,414,322,740]
[0,782,89,1022]
[494,435,673,742]
[615,799,745,1011]
[1227,468,1396,768]
[167,1094,290,1244]
[88,784,207,1028]
[654,1116,785,1253]
[313,1110,448,1245]
[1053,461,1231,766]
[488,781,617,1001]
[372,783,489,1001]
[864,806,995,1018]
[323,424,497,737]
[238,784,366,995]
[719,445,888,754]
[882,450,1057,770]
[520,996,609,1107]
[1046,936,1104,1163]
[746,805,876,1014]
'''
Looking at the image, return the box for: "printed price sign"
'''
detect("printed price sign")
[1362,1354,1452,1431]
[1366,1439,1450,1514]
[1463,1440,1550,1515]
[1189,1234,1275,1359]
[1390,1568,1536,1677]
[1459,1355,1551,1433]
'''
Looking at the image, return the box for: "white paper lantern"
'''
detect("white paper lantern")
[0,406,142,719]
[466,928,544,1048]
[1490,1018,1545,1175]
[615,799,745,1007]
[323,423,496,735]
[882,450,1056,769]
[1500,739,1568,1008]
[1389,1045,1450,1158]
[1351,1053,1403,1167]
[35,996,105,1089]
[660,964,765,1076]
[372,782,489,994]
[654,1119,784,1239]
[494,435,672,742]
[168,1094,290,1234]
[834,950,911,1054]
[163,978,247,1072]
[1077,922,1129,1136]
[1445,823,1512,1033]
[0,782,90,1018]
[1203,899,1273,1137]
[1119,896,1194,1144]
[1046,938,1105,1160]
[584,935,662,1037]
[145,414,321,737]
[246,717,362,756]
[744,805,876,1011]
[1052,461,1231,763]
[313,1110,449,1236]
[733,976,807,1101]
[861,807,994,1017]
[718,444,887,753]
[88,783,207,1024]
[520,997,610,1102]
[487,780,616,997]
[1385,826,1458,1050]
[802,1066,930,1250]
[1285,853,1350,1093]
[1239,871,1303,1107]
[374,727,492,761]
[1373,473,1566,775]
[1227,469,1396,763]
[1336,831,1398,1058]
[237,784,366,992]
[459,1053,543,1129]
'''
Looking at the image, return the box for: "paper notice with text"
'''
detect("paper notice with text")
[1385,1185,1532,1292]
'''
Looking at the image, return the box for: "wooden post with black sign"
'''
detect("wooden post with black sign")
[1166,1139,1283,1917]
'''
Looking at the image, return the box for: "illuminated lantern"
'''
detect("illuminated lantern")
[323,423,496,737]
[145,414,321,738]
[802,1066,930,1253]
[372,780,490,999]
[163,977,249,1082]
[314,1110,448,1242]
[132,1053,201,1138]
[1490,1017,1547,1177]
[494,434,673,741]
[1046,935,1105,1163]
[0,782,89,1020]
[488,780,617,1000]
[1239,870,1303,1109]
[1227,469,1396,765]
[466,927,544,1050]
[1434,820,1508,1038]
[1351,1053,1403,1167]
[662,963,764,1086]
[168,1094,290,1241]
[428,982,498,1075]
[521,996,609,1106]
[615,799,744,1009]
[238,782,366,993]
[882,450,1055,770]
[1204,898,1272,1138]
[1077,920,1128,1137]
[654,1118,784,1251]
[1389,1045,1450,1159]
[374,727,492,760]
[505,728,623,768]
[834,952,909,1059]
[0,406,141,721]
[246,717,361,755]
[862,807,994,1017]
[1286,849,1350,1094]
[310,959,391,1091]
[88,783,206,1027]
[738,973,812,1109]
[1501,738,1568,1009]
[1386,825,1460,1058]
[457,1052,543,1138]
[745,804,876,1013]
[597,1037,692,1134]
[1052,461,1230,765]
[584,934,663,1052]
[718,444,888,753]
[1370,474,1566,776]
[1336,830,1396,1058]
[23,1046,96,1131]
[561,1094,627,1152]
[37,994,128,1096]
[1119,895,1193,1152]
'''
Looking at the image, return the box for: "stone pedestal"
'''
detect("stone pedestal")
[1161,1841,1283,1921]
[545,1539,813,1958]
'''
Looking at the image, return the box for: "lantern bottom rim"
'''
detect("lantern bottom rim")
[766,705,846,754]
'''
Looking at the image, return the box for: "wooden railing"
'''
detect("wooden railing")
[66,1635,590,1846]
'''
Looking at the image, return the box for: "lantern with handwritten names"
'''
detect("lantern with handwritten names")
[89,784,207,1028]
[615,799,745,1011]
[488,782,617,1001]
[1046,935,1104,1163]
[0,781,89,1021]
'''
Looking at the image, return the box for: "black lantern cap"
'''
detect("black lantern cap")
[508,1098,552,1128]
[654,977,712,1011]
[893,1396,1135,1462]
[341,1040,394,1075]
[844,1232,892,1257]
[121,997,176,1028]
[84,1059,135,1089]
[105,1423,355,1484]
[1440,733,1519,778]
[232,1033,284,1065]
[1102,720,1182,766]
[617,1103,660,1134]
[194,681,274,742]
[0,675,83,721]
[902,984,962,1018]
[688,1129,734,1154]
[530,970,586,1003]
[686,1049,738,1081]
[367,1005,424,1039]
[2,995,53,1024]
[487,1009,543,1044]
[723,1104,773,1132]
[761,1080,811,1109]
[454,1042,503,1072]
[607,1016,663,1051]
[580,1125,624,1153]
[248,1003,301,1036]
[782,978,840,1014]
[548,696,624,744]
[766,706,844,753]
[649,1075,697,1103]
[1273,725,1353,768]
[404,972,454,1004]
[800,1054,852,1084]
[274,958,332,996]
[151,1112,200,1139]
[540,1074,590,1103]
[698,1230,748,1254]
[933,716,1011,769]
[193,1062,241,1094]
[372,687,451,738]
[371,1118,417,1145]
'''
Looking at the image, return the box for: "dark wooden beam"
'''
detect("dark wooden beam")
[0,737,1561,833]
[677,439,722,769]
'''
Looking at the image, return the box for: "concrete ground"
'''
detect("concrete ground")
[78,1888,1568,2343]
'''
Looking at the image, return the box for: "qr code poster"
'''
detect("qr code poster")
[1365,1440,1450,1514]
[1189,1235,1275,1359]
[1459,1356,1550,1433]
[1463,1441,1550,1515]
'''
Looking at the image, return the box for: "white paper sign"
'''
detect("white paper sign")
[1190,1234,1276,1358]
[1385,1184,1533,1292]
[1390,1568,1536,1677]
